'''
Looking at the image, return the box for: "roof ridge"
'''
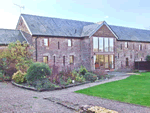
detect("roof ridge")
[21,13,94,24]
[0,28,20,31]
[110,25,150,31]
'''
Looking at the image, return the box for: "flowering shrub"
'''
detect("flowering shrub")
[12,70,26,83]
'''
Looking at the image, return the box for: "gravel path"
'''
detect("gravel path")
[0,74,150,113]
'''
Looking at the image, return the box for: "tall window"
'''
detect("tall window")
[44,38,49,46]
[93,37,98,52]
[109,38,114,52]
[69,55,74,64]
[58,42,60,49]
[105,55,109,68]
[93,37,114,52]
[125,42,128,48]
[95,55,104,69]
[126,58,129,67]
[104,38,109,52]
[99,38,103,52]
[139,44,142,50]
[68,39,72,46]
[43,56,48,64]
[120,44,122,50]
[109,55,114,68]
[94,55,114,69]
[53,56,55,64]
[133,44,134,49]
[63,56,65,66]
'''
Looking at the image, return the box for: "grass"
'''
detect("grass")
[75,72,150,107]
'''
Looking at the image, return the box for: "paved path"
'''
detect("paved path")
[0,74,150,113]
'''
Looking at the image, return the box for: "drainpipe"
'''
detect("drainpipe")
[35,36,39,61]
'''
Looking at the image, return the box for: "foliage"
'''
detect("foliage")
[75,72,150,107]
[84,72,97,82]
[0,40,34,73]
[32,78,55,90]
[79,65,88,75]
[93,69,106,80]
[67,77,72,84]
[12,70,26,83]
[26,62,51,84]
[0,71,4,81]
[0,58,8,75]
[146,55,150,61]
[59,77,67,86]
[75,74,85,83]
[4,76,11,81]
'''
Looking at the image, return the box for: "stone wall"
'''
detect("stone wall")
[115,41,150,70]
[33,37,83,71]
[16,16,33,45]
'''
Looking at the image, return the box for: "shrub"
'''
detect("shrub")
[12,70,26,83]
[4,76,11,81]
[67,77,72,84]
[146,55,150,61]
[32,78,55,90]
[79,65,88,75]
[0,41,34,73]
[75,74,85,83]
[0,71,4,81]
[93,69,106,80]
[26,62,51,83]
[84,72,97,82]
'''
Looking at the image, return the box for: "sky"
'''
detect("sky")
[0,0,150,30]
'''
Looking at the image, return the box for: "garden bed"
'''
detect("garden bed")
[11,81,90,92]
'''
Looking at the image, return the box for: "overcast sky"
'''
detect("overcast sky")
[0,0,150,30]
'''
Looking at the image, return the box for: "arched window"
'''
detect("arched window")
[126,58,129,67]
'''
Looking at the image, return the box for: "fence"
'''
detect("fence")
[135,61,150,70]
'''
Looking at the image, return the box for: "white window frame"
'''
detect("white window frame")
[44,38,48,46]
[68,39,72,46]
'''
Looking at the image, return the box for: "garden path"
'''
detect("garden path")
[0,73,150,113]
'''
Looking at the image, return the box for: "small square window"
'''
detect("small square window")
[44,38,49,46]
[68,39,72,46]
[69,55,74,64]
[43,56,48,64]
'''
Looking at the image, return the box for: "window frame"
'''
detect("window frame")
[44,38,49,46]
[43,56,48,64]
[63,56,65,66]
[93,37,114,52]
[69,55,74,64]
[68,39,72,47]
[58,42,60,49]
[125,42,128,48]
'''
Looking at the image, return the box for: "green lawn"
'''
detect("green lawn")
[75,72,150,107]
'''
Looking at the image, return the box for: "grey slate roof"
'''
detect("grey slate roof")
[109,25,150,42]
[21,14,94,37]
[21,14,150,42]
[0,29,27,44]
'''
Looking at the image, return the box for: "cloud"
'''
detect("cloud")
[105,16,109,18]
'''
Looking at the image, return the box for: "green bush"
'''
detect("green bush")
[32,78,55,90]
[12,70,26,83]
[0,71,4,81]
[75,74,85,83]
[79,65,88,75]
[146,55,150,61]
[84,72,97,82]
[67,77,72,84]
[26,62,51,84]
